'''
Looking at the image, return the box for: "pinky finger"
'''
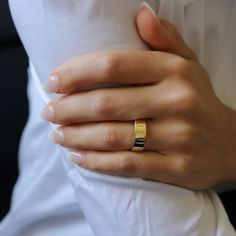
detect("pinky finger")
[68,150,179,185]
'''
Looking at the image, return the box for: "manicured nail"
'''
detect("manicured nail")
[41,105,55,121]
[69,152,85,165]
[140,1,157,19]
[48,129,64,145]
[43,75,59,93]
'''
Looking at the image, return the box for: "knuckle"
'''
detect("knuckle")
[118,155,135,173]
[135,159,149,176]
[174,155,194,178]
[176,124,196,149]
[98,53,120,79]
[92,93,113,116]
[179,90,198,113]
[89,158,102,172]
[167,87,198,114]
[102,127,119,147]
[181,124,195,143]
[169,57,192,78]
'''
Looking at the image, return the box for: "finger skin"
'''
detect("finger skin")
[59,121,135,151]
[46,5,198,95]
[136,6,197,60]
[49,51,177,94]
[43,5,236,191]
[69,150,179,185]
[44,85,157,124]
[52,119,194,152]
[69,147,229,190]
[42,70,198,125]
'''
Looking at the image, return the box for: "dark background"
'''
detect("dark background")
[0,0,28,220]
[0,0,235,230]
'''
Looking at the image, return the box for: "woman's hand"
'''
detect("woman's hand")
[41,3,236,190]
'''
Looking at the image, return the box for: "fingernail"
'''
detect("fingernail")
[69,152,85,165]
[41,105,55,121]
[140,1,157,19]
[43,75,59,93]
[48,129,64,145]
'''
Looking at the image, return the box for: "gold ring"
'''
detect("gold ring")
[131,119,146,152]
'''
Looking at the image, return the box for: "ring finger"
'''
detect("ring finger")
[49,119,189,151]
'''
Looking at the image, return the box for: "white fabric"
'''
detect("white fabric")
[0,0,236,235]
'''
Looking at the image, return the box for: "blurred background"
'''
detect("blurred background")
[0,0,235,230]
[0,0,28,220]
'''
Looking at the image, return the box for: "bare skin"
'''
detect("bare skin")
[41,4,236,190]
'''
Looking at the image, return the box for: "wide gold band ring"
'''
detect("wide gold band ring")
[131,119,147,152]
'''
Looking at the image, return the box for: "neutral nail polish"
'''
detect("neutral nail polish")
[69,152,85,165]
[48,129,64,144]
[41,105,55,121]
[140,1,158,19]
[43,75,59,93]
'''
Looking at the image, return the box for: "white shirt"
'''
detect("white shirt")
[0,0,235,235]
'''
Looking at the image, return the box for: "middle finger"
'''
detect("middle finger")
[42,85,162,124]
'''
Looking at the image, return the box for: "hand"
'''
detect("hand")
[41,3,236,190]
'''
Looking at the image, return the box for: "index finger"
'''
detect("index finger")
[44,50,178,94]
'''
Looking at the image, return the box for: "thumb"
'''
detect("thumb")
[136,2,197,61]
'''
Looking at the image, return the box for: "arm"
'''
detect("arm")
[11,0,236,235]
